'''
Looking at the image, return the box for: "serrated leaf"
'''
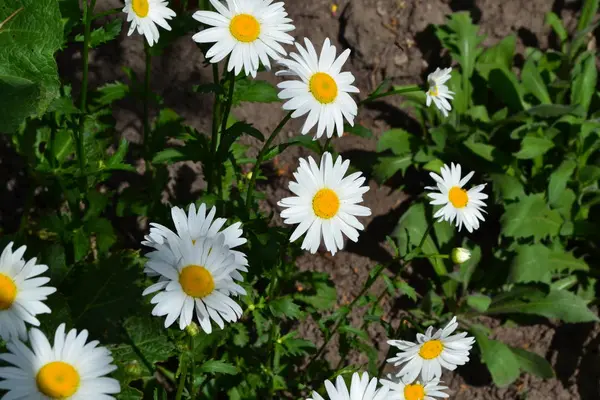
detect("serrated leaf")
[295,275,336,311]
[0,0,63,132]
[509,244,552,284]
[76,19,122,48]
[490,174,525,200]
[522,58,551,104]
[515,136,554,159]
[571,52,597,115]
[511,347,554,379]
[501,194,563,240]
[373,155,412,181]
[199,360,238,375]
[377,129,415,154]
[548,249,589,273]
[339,325,369,340]
[94,81,129,106]
[232,79,278,104]
[488,290,599,323]
[282,337,315,356]
[474,333,520,387]
[548,160,576,207]
[152,148,186,164]
[395,280,417,301]
[269,296,303,319]
[73,228,90,262]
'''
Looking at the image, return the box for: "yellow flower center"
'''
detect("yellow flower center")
[132,0,149,17]
[0,273,17,310]
[229,14,261,43]
[429,85,439,97]
[312,189,340,219]
[36,361,80,398]
[179,265,215,298]
[419,339,444,360]
[404,383,426,400]
[448,186,468,208]
[309,72,338,104]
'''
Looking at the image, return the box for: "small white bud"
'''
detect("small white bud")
[451,247,471,264]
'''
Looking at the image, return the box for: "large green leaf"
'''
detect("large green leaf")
[488,68,526,111]
[511,347,554,379]
[232,79,279,105]
[474,333,520,387]
[500,194,563,240]
[522,58,551,104]
[509,244,552,284]
[548,160,577,207]
[571,52,597,115]
[377,128,417,154]
[514,136,554,159]
[0,0,63,132]
[548,249,589,273]
[373,155,412,182]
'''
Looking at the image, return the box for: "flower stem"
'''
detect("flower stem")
[143,42,152,162]
[360,85,422,105]
[208,63,220,193]
[245,111,293,210]
[76,0,97,175]
[174,360,188,400]
[188,335,195,397]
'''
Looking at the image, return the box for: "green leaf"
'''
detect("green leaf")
[514,136,554,159]
[85,217,116,255]
[339,325,369,341]
[474,333,520,387]
[94,81,129,106]
[345,123,373,138]
[373,155,412,181]
[522,58,551,104]
[509,244,552,284]
[295,275,337,311]
[576,0,599,33]
[395,280,417,301]
[269,296,303,319]
[72,228,90,262]
[219,122,264,161]
[490,174,526,200]
[464,137,497,162]
[511,347,554,379]
[0,0,63,132]
[488,68,526,111]
[479,35,516,70]
[459,242,481,290]
[75,19,122,48]
[232,79,278,104]
[548,249,589,273]
[438,12,481,79]
[152,148,186,164]
[488,290,599,323]
[500,194,563,240]
[526,104,582,118]
[377,129,416,154]
[548,160,576,207]
[199,360,238,375]
[545,12,568,43]
[467,294,492,312]
[571,52,597,115]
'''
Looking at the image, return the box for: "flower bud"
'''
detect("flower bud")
[124,360,143,377]
[185,321,200,337]
[451,247,471,264]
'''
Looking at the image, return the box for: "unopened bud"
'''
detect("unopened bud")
[185,322,200,337]
[245,171,253,180]
[451,248,471,264]
[124,360,143,377]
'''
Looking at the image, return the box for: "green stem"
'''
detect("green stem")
[221,71,235,135]
[412,254,449,259]
[321,137,333,155]
[76,0,96,174]
[188,335,195,397]
[360,85,422,105]
[91,8,120,20]
[245,111,293,210]
[174,361,188,400]
[143,43,152,161]
[208,63,220,193]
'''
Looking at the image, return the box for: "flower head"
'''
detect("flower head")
[387,316,475,383]
[277,152,371,255]
[0,242,56,341]
[380,375,449,400]
[425,163,488,233]
[451,247,471,264]
[192,0,295,77]
[0,323,120,399]
[277,37,359,139]
[142,203,248,281]
[123,0,176,46]
[143,234,246,333]
[425,67,454,117]
[308,372,390,400]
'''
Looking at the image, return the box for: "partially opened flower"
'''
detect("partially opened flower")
[380,375,449,400]
[0,323,120,399]
[277,37,359,139]
[0,242,56,341]
[192,0,295,77]
[387,316,475,383]
[425,67,454,117]
[143,234,245,333]
[142,203,248,281]
[308,372,390,400]
[278,152,371,255]
[123,0,176,46]
[425,162,487,233]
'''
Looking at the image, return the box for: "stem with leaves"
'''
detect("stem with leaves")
[245,111,293,210]
[174,360,188,400]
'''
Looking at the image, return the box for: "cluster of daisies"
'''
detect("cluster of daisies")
[0,0,489,398]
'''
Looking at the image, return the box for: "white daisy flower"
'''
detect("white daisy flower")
[142,203,248,281]
[387,316,476,383]
[277,152,371,256]
[123,0,176,46]
[425,67,454,117]
[277,37,359,139]
[143,234,246,333]
[192,0,295,77]
[425,162,488,233]
[0,323,120,399]
[380,375,449,400]
[0,242,56,342]
[308,372,390,400]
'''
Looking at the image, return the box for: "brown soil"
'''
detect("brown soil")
[4,0,598,399]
